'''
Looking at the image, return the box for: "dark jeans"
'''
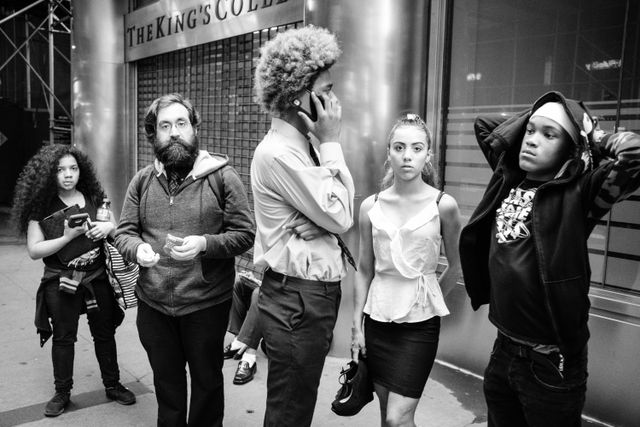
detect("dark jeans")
[484,334,588,427]
[137,298,231,427]
[228,277,262,349]
[258,269,341,427]
[44,273,120,393]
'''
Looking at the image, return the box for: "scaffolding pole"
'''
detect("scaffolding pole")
[0,0,72,144]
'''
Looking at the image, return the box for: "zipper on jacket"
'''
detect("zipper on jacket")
[170,196,174,206]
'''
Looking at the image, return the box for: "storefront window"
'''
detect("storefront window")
[444,0,640,293]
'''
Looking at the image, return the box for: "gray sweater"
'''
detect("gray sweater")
[115,151,255,316]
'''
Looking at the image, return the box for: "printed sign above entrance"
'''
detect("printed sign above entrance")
[124,0,303,62]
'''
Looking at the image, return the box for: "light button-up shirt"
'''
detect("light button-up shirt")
[250,118,355,281]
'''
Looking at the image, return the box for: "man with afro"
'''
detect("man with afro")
[251,25,355,426]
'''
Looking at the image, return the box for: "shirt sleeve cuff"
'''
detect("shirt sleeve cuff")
[318,142,345,164]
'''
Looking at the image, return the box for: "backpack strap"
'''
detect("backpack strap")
[137,164,226,211]
[206,166,226,211]
[136,166,156,222]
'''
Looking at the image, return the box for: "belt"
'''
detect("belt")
[264,268,340,287]
[497,333,565,376]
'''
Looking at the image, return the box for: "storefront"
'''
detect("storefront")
[71,1,639,425]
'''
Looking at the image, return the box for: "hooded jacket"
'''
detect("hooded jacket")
[115,151,255,316]
[460,91,640,356]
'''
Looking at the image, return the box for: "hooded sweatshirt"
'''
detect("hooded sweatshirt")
[115,150,255,316]
[460,91,640,356]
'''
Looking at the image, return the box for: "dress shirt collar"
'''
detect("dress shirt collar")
[270,117,309,145]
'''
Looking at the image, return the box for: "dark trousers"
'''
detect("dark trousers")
[44,274,120,393]
[137,298,231,427]
[258,269,341,427]
[484,334,588,427]
[228,277,262,349]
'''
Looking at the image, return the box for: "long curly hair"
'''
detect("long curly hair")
[254,25,341,116]
[380,114,438,190]
[11,144,105,235]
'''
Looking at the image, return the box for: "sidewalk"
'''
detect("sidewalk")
[0,235,488,427]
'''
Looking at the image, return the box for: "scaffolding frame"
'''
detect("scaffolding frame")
[0,0,72,144]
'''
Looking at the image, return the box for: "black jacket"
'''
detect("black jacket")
[460,92,640,356]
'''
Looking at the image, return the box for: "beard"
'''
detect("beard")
[154,134,199,169]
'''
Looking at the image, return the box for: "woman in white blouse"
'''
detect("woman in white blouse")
[352,114,462,427]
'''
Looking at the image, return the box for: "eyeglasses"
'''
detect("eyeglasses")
[158,119,191,133]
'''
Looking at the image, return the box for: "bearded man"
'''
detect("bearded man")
[115,93,254,427]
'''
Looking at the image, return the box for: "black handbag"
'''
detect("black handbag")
[331,352,374,416]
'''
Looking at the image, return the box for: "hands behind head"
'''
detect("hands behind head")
[298,91,342,143]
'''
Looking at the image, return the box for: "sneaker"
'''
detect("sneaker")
[44,392,70,417]
[106,383,136,405]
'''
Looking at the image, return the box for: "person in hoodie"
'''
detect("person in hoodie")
[459,91,640,427]
[115,93,254,427]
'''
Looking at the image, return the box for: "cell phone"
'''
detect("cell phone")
[290,89,325,122]
[68,213,90,228]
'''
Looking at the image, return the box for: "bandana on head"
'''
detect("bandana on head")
[530,102,579,144]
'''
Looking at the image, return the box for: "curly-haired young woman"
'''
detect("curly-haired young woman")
[11,144,135,417]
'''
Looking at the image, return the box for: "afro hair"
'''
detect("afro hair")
[254,25,341,116]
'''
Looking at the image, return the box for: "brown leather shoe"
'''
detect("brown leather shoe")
[232,360,256,385]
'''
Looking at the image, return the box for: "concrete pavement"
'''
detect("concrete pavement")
[1,204,611,427]
[0,232,488,427]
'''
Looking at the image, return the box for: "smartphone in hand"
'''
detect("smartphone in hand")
[290,89,325,122]
[67,213,90,228]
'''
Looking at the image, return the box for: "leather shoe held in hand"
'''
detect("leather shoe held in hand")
[233,360,257,385]
[44,392,70,417]
[331,355,374,416]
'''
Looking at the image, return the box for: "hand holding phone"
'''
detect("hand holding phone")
[290,89,325,122]
[68,213,90,228]
[303,91,341,143]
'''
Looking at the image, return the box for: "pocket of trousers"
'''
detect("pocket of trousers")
[529,355,587,392]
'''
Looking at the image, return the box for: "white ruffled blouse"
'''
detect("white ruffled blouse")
[363,198,450,323]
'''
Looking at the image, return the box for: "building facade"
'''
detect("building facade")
[71,1,639,425]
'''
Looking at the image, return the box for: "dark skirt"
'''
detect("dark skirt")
[364,314,441,398]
